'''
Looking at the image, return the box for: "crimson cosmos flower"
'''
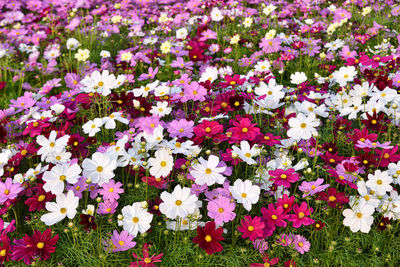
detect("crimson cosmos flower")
[316,187,349,208]
[193,221,225,255]
[12,228,59,265]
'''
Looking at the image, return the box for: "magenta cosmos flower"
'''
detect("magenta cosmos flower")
[237,215,265,241]
[261,203,288,228]
[207,196,236,225]
[0,178,23,204]
[268,168,299,188]
[287,202,314,228]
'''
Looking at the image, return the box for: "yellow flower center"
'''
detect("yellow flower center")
[0,249,6,257]
[38,195,46,201]
[377,180,382,185]
[118,241,125,246]
[175,200,182,206]
[298,212,305,218]
[60,208,67,214]
[37,242,44,249]
[109,188,114,192]
[59,175,66,181]
[242,127,248,133]
[205,235,212,242]
[357,212,362,218]
[160,161,167,167]
[328,196,336,202]
[144,258,152,264]
[218,208,224,213]
[241,193,247,198]
[4,189,9,195]
[132,217,139,223]
[300,123,307,128]
[248,226,254,231]
[97,166,103,172]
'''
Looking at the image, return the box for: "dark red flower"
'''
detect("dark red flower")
[193,221,225,255]
[24,184,55,212]
[361,111,388,131]
[312,220,326,230]
[316,187,349,208]
[79,214,97,231]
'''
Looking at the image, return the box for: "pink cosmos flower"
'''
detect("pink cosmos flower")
[287,202,314,228]
[138,67,158,81]
[106,230,136,252]
[293,235,310,254]
[0,178,23,204]
[99,180,124,201]
[252,239,268,253]
[298,178,330,197]
[207,196,236,225]
[167,119,194,138]
[98,200,118,215]
[237,215,265,241]
[181,81,207,102]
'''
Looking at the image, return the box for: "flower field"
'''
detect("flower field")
[1,0,400,266]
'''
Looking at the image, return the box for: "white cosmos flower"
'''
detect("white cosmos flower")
[148,149,174,178]
[150,101,172,117]
[290,72,307,85]
[119,202,153,237]
[287,112,320,140]
[43,163,82,195]
[82,152,117,185]
[254,79,284,102]
[102,112,129,129]
[254,60,271,72]
[356,181,380,208]
[232,140,259,165]
[210,7,224,21]
[0,150,12,177]
[41,190,79,226]
[82,118,103,137]
[343,199,374,233]
[230,179,260,211]
[199,66,218,83]
[80,70,119,96]
[176,28,188,39]
[332,66,357,87]
[159,185,199,219]
[36,131,70,161]
[190,155,226,186]
[365,170,393,196]
[131,80,159,97]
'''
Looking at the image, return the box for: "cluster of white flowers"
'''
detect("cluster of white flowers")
[343,169,400,233]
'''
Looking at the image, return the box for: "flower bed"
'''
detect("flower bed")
[1,0,400,266]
